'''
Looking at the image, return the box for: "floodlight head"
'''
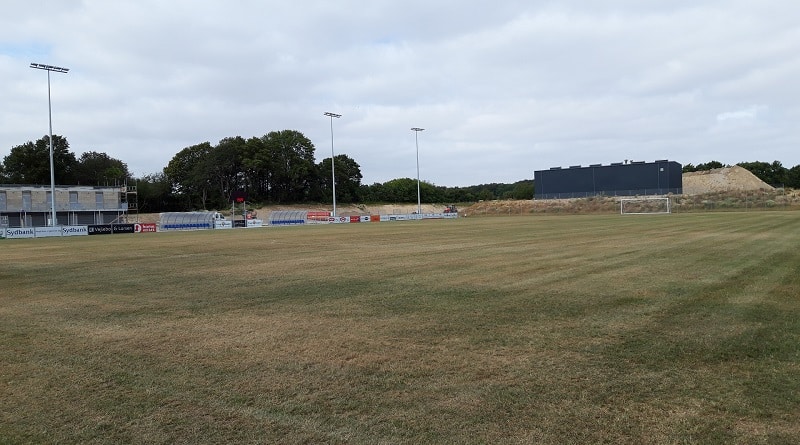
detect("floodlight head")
[411,127,424,132]
[324,112,341,118]
[30,62,69,73]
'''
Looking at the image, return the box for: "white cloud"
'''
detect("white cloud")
[2,0,800,185]
[716,105,768,123]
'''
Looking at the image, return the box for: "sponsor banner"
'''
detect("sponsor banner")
[307,211,331,221]
[134,223,158,233]
[360,216,371,222]
[326,216,350,224]
[88,224,113,235]
[35,226,63,238]
[4,227,36,239]
[233,220,247,228]
[62,226,88,237]
[112,224,135,234]
[370,215,381,222]
[213,221,233,229]
[349,216,361,223]
[246,219,263,228]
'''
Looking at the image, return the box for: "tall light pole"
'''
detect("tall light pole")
[324,112,341,217]
[30,63,69,227]
[411,127,425,216]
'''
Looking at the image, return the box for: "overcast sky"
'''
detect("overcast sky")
[2,1,799,187]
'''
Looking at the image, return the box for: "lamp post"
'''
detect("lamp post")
[324,112,341,217]
[30,63,69,227]
[411,127,424,216]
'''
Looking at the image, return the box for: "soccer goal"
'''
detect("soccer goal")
[620,196,671,215]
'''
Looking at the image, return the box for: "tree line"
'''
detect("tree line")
[0,132,534,213]
[2,133,797,212]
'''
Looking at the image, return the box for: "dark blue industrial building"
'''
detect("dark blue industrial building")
[534,160,682,199]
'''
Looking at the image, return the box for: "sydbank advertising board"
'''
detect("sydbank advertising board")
[3,228,36,239]
[62,226,89,237]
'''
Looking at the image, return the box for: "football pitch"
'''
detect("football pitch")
[2,212,799,444]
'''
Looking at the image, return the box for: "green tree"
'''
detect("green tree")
[786,165,800,189]
[73,151,131,185]
[737,161,787,186]
[134,172,177,213]
[509,180,534,199]
[2,135,76,184]
[318,154,363,203]
[477,188,494,201]
[163,142,214,209]
[358,182,383,202]
[260,130,317,203]
[696,161,725,171]
[240,136,269,201]
[380,178,418,202]
[206,137,246,207]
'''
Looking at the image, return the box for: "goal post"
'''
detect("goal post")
[620,196,671,215]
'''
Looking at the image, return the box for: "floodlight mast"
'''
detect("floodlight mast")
[30,62,70,227]
[324,112,342,217]
[411,128,425,216]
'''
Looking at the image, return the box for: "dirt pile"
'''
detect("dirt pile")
[682,166,773,195]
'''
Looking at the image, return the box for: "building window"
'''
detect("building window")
[22,191,32,210]
[95,192,104,209]
[0,191,6,210]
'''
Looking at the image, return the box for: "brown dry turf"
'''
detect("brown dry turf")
[1,212,799,444]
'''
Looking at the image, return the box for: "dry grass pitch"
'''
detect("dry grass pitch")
[1,212,799,444]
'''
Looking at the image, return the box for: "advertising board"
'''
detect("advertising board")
[112,224,135,234]
[134,223,158,233]
[88,224,113,235]
[213,221,233,229]
[61,226,88,237]
[34,227,63,238]
[3,228,35,239]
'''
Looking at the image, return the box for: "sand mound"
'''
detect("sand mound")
[682,166,773,195]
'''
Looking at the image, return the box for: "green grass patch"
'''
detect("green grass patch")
[2,212,800,444]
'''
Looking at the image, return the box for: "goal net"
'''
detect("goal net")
[620,197,671,215]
